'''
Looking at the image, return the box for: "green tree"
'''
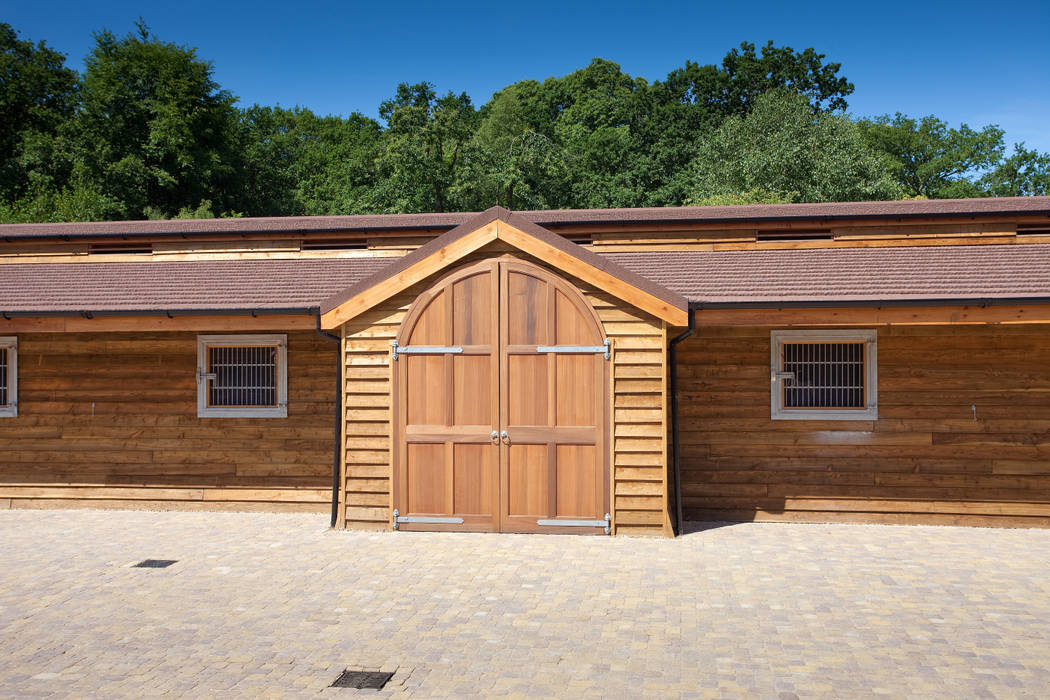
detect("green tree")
[858,114,1005,198]
[628,41,855,206]
[366,82,477,213]
[295,112,382,215]
[0,23,79,200]
[459,81,570,210]
[687,90,901,204]
[71,20,242,218]
[979,144,1050,197]
[236,106,380,216]
[0,172,124,223]
[659,41,854,118]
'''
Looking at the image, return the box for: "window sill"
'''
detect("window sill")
[198,407,287,419]
[772,408,877,421]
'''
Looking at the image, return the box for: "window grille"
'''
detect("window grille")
[0,337,16,417]
[771,330,877,420]
[208,345,278,408]
[197,335,287,418]
[782,342,865,409]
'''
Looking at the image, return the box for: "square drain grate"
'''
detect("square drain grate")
[330,670,394,689]
[133,559,177,568]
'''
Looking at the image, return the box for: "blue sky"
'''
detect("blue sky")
[8,0,1050,153]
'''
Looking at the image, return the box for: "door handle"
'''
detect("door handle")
[500,430,510,444]
[490,430,499,443]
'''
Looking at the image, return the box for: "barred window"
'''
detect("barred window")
[771,330,877,420]
[197,335,287,418]
[0,337,15,417]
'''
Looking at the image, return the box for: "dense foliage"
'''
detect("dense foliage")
[1,23,1046,223]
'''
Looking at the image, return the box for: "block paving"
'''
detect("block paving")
[1,509,1049,698]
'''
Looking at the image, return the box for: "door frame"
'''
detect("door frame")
[391,256,611,533]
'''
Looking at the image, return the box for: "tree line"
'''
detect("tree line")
[2,21,1047,223]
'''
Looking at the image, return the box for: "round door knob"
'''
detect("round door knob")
[500,430,510,443]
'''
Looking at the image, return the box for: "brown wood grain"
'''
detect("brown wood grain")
[0,331,336,511]
[678,324,1050,527]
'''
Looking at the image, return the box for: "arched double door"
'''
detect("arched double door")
[393,258,609,534]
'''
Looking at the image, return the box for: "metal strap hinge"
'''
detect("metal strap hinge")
[536,338,610,360]
[392,509,464,529]
[391,341,463,361]
[536,513,611,534]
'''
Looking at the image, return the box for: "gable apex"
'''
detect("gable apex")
[319,208,688,329]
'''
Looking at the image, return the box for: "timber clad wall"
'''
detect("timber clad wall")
[339,249,671,535]
[679,325,1050,527]
[0,331,335,512]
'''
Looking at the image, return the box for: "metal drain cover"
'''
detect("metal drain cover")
[330,670,394,689]
[133,559,177,568]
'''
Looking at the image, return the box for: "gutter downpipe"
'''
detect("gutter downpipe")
[668,306,696,537]
[316,311,342,528]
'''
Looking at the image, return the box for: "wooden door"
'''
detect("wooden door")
[499,261,608,534]
[393,258,608,534]
[394,260,500,532]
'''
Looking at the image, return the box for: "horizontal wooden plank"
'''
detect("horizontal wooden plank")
[10,499,329,514]
[683,508,1050,529]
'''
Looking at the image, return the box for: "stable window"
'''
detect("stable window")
[770,330,877,420]
[0,337,16,417]
[196,335,287,418]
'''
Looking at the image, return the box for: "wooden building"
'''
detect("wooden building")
[1,197,1050,536]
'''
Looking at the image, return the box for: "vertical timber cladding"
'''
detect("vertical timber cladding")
[339,252,671,536]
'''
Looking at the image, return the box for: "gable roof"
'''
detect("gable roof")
[318,206,691,327]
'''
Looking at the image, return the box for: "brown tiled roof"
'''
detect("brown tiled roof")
[526,196,1050,227]
[0,258,390,313]
[2,196,1048,240]
[603,244,1050,305]
[319,206,690,316]
[1,242,1049,316]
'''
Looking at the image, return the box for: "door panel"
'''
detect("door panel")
[506,444,549,517]
[395,261,499,532]
[507,354,548,425]
[506,273,547,345]
[556,355,597,425]
[452,444,496,515]
[406,354,446,426]
[452,355,491,425]
[405,443,447,515]
[555,445,599,518]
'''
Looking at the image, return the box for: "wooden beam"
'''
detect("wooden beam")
[320,222,498,328]
[495,221,689,326]
[0,314,316,332]
[693,304,1050,327]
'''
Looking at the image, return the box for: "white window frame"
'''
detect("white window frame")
[770,329,877,421]
[0,337,16,418]
[196,334,287,418]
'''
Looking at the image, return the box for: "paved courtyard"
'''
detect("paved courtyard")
[1,510,1049,699]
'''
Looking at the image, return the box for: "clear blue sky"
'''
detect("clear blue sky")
[8,0,1050,153]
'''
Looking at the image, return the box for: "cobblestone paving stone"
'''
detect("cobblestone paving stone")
[1,510,1049,699]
